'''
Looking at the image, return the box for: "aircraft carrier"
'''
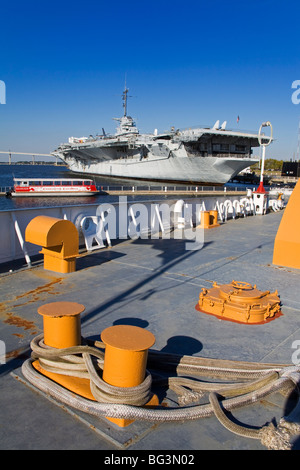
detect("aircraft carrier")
[52,87,262,185]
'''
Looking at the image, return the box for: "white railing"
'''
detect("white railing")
[0,192,284,268]
[0,184,249,195]
[97,185,248,193]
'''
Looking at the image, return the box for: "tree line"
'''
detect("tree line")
[251,158,284,171]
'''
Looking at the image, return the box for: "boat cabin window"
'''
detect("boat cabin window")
[73,181,83,186]
[54,181,61,186]
[29,181,41,186]
[43,181,53,186]
[84,180,92,185]
[62,181,72,185]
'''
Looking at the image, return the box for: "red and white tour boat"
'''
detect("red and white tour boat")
[8,178,99,197]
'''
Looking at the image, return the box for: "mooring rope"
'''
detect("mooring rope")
[22,333,300,450]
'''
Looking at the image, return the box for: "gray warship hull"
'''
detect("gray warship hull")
[60,151,257,185]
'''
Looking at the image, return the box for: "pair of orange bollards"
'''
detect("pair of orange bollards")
[34,301,157,427]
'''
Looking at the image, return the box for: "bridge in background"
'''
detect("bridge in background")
[0,150,62,165]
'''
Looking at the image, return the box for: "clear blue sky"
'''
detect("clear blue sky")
[1,0,300,161]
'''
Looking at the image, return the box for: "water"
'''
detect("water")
[0,164,204,211]
[0,164,262,212]
[0,164,71,188]
[0,164,102,211]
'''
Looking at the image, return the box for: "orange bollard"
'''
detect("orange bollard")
[209,210,220,227]
[199,211,210,228]
[33,302,95,399]
[198,210,219,229]
[101,324,158,426]
[32,315,158,427]
[101,325,155,387]
[37,301,85,348]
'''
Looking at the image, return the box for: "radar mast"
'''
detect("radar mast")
[122,79,131,117]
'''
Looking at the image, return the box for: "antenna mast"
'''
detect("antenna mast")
[122,76,132,117]
[122,80,129,117]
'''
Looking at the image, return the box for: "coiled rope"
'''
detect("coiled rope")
[22,333,300,450]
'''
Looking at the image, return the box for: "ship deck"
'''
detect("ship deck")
[1,209,300,452]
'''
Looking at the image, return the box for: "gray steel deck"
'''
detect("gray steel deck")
[1,210,300,451]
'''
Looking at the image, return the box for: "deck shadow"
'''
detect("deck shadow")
[81,237,213,327]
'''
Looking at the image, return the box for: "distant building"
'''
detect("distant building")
[281,161,300,177]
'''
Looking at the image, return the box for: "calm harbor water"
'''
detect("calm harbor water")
[0,164,205,211]
[0,164,109,211]
[0,164,255,212]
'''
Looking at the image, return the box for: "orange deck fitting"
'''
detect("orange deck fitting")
[273,179,300,269]
[101,325,159,427]
[196,280,281,324]
[25,215,79,273]
[37,301,84,348]
[198,210,220,229]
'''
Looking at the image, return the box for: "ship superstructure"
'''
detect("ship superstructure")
[52,87,266,184]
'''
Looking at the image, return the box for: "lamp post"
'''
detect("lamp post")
[257,121,273,193]
[253,121,273,215]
